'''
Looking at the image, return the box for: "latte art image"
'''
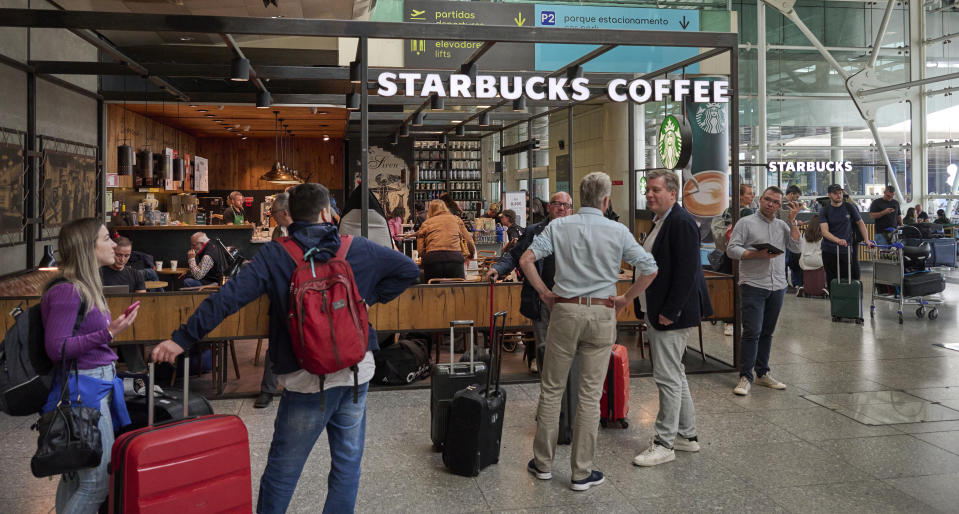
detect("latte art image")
[682,171,728,217]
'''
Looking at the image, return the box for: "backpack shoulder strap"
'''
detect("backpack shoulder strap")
[278,236,305,264]
[335,235,353,260]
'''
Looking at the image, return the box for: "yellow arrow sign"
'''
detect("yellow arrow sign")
[514,12,526,26]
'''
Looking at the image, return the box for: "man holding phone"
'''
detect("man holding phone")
[726,186,801,396]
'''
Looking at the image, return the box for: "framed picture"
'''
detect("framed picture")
[41,149,97,238]
[0,136,25,244]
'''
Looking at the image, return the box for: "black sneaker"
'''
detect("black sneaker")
[253,392,273,409]
[527,459,552,480]
[570,470,604,491]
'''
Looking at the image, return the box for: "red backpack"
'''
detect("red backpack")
[279,236,369,383]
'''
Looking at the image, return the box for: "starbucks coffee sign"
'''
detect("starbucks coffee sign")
[767,161,853,173]
[658,115,692,170]
[376,72,730,103]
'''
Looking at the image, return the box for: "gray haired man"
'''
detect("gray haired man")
[521,172,658,491]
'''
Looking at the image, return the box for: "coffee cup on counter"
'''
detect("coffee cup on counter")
[170,260,179,270]
[156,261,164,272]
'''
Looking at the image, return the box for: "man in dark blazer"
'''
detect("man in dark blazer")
[633,169,713,468]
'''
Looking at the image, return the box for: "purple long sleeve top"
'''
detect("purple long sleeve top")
[42,282,117,369]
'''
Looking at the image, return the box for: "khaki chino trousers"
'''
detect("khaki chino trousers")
[532,302,616,481]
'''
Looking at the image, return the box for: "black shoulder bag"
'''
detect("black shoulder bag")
[30,346,103,477]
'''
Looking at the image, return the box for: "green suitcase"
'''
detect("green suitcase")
[830,246,863,324]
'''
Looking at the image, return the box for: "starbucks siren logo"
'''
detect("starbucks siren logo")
[695,103,726,134]
[658,115,692,170]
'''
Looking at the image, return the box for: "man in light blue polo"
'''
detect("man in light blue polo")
[519,171,658,491]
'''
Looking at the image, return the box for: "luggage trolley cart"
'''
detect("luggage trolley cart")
[866,244,943,324]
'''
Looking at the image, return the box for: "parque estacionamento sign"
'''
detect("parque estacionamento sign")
[376,72,730,103]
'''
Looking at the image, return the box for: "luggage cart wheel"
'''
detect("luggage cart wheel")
[832,316,840,322]
[870,306,876,318]
[916,307,925,319]
[856,318,864,325]
[929,308,939,321]
[898,313,904,324]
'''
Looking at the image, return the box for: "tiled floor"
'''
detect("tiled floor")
[4,264,959,512]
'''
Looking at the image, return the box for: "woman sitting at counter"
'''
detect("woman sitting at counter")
[339,185,394,249]
[417,201,475,282]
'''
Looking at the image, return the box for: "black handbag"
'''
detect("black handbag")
[30,358,103,478]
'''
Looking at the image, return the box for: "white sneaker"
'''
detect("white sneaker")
[755,374,787,390]
[673,436,701,452]
[724,324,734,336]
[633,442,676,467]
[733,376,750,396]
[530,360,538,374]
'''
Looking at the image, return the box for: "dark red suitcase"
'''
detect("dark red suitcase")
[801,267,828,298]
[109,359,252,514]
[600,343,629,429]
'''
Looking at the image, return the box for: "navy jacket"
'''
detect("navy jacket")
[171,223,420,375]
[492,218,554,320]
[643,205,713,331]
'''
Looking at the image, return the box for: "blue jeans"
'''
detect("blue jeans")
[875,232,890,246]
[55,363,115,514]
[739,285,786,382]
[257,382,369,514]
[182,278,211,288]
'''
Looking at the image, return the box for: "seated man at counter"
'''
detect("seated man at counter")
[100,236,148,373]
[184,231,228,287]
[221,191,246,225]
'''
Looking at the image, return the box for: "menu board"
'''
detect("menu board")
[194,156,208,192]
[503,191,527,229]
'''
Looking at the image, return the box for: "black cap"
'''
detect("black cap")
[827,184,843,193]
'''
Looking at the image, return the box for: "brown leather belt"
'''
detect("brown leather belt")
[554,297,614,308]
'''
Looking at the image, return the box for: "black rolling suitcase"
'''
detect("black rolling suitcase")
[443,311,508,476]
[903,271,946,297]
[430,320,488,451]
[120,366,213,432]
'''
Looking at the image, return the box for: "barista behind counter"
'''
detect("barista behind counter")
[220,191,247,225]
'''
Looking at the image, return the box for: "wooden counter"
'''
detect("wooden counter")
[0,272,735,343]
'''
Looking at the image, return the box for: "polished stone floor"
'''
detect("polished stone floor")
[4,265,959,513]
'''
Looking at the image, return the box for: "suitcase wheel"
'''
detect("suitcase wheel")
[433,442,444,453]
[600,418,608,428]
[618,419,629,429]
[832,316,839,322]
[916,307,925,319]
[929,308,939,321]
[856,318,863,325]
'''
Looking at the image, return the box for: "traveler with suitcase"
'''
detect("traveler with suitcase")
[726,187,801,397]
[37,218,140,513]
[519,172,658,491]
[868,186,902,246]
[798,215,827,297]
[152,183,420,514]
[632,171,713,467]
[819,184,876,293]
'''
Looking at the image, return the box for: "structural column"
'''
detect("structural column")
[756,0,768,193]
[909,0,927,206]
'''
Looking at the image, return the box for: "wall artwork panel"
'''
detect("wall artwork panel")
[41,150,97,238]
[0,140,24,244]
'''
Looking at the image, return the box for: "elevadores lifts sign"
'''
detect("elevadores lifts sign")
[376,72,730,103]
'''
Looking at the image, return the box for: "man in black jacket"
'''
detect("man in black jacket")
[632,170,713,468]
[487,191,572,372]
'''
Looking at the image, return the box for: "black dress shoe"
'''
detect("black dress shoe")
[254,392,274,409]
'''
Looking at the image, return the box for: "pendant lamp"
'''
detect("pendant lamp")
[260,111,298,184]
[173,103,185,182]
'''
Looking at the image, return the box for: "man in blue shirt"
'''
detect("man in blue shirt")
[820,184,874,291]
[519,172,658,492]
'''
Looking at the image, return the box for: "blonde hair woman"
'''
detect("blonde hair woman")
[417,200,475,282]
[41,218,139,513]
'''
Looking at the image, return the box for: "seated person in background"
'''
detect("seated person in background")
[935,209,951,226]
[388,206,406,245]
[417,201,475,282]
[903,207,917,225]
[100,236,148,373]
[270,192,292,239]
[339,184,394,249]
[917,211,930,223]
[184,232,227,287]
[482,203,500,219]
[499,209,524,242]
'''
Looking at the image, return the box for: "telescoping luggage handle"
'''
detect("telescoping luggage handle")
[487,311,508,397]
[144,357,190,427]
[836,244,854,285]
[450,320,475,374]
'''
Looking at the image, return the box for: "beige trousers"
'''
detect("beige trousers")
[532,302,616,481]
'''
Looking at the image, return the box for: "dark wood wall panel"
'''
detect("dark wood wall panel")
[196,137,342,191]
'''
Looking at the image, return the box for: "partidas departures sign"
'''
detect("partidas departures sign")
[376,72,730,103]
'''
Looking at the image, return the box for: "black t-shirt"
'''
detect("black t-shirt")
[100,266,145,292]
[869,198,900,232]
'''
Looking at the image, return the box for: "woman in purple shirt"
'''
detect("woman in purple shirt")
[41,218,139,513]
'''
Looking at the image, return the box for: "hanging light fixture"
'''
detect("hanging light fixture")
[349,60,361,84]
[479,112,490,127]
[231,57,250,81]
[513,97,526,112]
[256,90,271,109]
[117,91,133,176]
[401,123,409,137]
[37,245,57,270]
[289,132,303,183]
[456,125,465,137]
[172,103,185,182]
[260,110,298,184]
[431,94,445,110]
[137,82,153,186]
[160,100,173,183]
[412,111,424,126]
[346,92,360,110]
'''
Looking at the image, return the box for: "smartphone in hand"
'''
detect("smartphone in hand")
[123,301,141,317]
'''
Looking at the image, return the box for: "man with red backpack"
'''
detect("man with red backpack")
[152,183,420,513]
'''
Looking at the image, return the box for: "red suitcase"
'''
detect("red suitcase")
[801,267,828,298]
[109,360,252,514]
[599,343,629,429]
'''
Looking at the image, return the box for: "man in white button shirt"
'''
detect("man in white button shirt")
[726,186,801,396]
[632,170,714,468]
[519,172,658,491]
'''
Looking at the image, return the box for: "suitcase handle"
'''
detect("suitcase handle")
[449,320,475,374]
[144,356,190,427]
[487,311,508,397]
[836,244,853,284]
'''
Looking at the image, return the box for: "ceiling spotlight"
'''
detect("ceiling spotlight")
[197,109,208,112]
[188,104,198,108]
[349,61,362,84]
[513,96,526,112]
[241,136,248,140]
[401,123,409,137]
[323,135,330,141]
[205,114,214,117]
[456,125,465,137]
[431,94,445,110]
[479,112,490,126]
[256,90,271,109]
[178,35,194,42]
[318,111,328,115]
[231,57,250,81]
[412,111,425,126]
[346,92,360,110]
[215,119,223,123]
